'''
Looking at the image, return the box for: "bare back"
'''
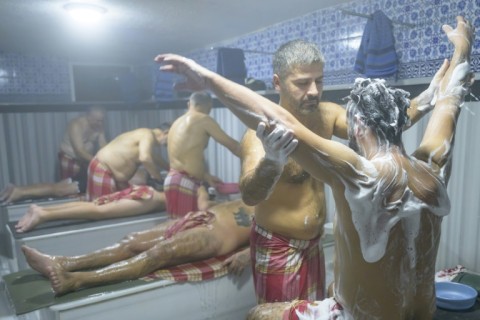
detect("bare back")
[168,111,213,180]
[96,128,154,182]
[60,116,102,159]
[333,152,449,320]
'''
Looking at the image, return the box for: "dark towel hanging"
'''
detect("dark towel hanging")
[217,48,247,85]
[354,10,398,78]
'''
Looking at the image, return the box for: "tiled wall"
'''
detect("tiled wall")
[0,52,71,103]
[155,0,480,97]
[1,0,479,102]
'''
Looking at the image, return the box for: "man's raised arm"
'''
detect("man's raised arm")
[155,54,362,184]
[414,16,475,182]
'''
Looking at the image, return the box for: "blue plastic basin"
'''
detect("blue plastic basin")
[435,281,478,311]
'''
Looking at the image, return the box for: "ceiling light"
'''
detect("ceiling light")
[63,2,107,23]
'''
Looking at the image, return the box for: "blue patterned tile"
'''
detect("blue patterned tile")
[148,0,480,96]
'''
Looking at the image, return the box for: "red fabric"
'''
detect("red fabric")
[164,210,215,239]
[283,299,344,320]
[58,152,81,180]
[284,301,310,320]
[250,221,325,303]
[94,185,154,205]
[163,169,203,218]
[140,210,241,283]
[141,247,245,282]
[86,157,128,201]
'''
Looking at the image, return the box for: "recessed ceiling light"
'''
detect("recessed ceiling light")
[63,2,107,23]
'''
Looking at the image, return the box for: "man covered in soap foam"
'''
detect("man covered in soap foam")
[155,16,474,320]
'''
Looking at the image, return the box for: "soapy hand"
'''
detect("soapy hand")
[439,16,476,98]
[415,59,449,111]
[256,122,298,166]
[442,16,474,51]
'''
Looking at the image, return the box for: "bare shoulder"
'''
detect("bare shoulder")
[319,101,346,116]
[68,116,87,133]
[319,101,348,138]
[200,113,217,124]
[241,129,262,154]
[186,112,214,128]
[398,157,449,212]
[70,115,84,127]
[135,127,154,136]
[241,129,257,145]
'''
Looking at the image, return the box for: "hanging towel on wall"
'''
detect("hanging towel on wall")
[354,10,398,78]
[217,47,247,85]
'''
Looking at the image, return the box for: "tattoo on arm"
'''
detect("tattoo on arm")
[233,208,252,227]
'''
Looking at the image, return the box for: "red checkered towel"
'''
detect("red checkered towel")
[141,247,246,282]
[164,169,203,218]
[58,151,81,180]
[435,265,466,282]
[94,185,154,205]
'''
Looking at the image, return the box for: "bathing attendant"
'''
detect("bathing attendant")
[155,15,474,319]
[240,39,443,303]
[165,91,241,218]
[86,125,169,201]
[58,105,108,184]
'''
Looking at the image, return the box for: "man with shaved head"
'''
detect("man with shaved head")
[165,91,241,218]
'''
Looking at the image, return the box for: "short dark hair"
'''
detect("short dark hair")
[158,122,171,132]
[346,78,410,147]
[189,91,212,108]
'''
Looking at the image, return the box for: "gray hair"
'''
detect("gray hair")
[273,39,325,78]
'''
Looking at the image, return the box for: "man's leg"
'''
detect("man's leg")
[16,191,165,232]
[0,184,15,202]
[1,179,79,204]
[47,226,222,294]
[22,220,175,277]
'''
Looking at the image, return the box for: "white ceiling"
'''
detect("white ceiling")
[0,0,351,63]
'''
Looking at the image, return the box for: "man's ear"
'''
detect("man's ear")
[273,74,281,92]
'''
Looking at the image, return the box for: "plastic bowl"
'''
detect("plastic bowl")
[216,182,240,194]
[435,281,478,311]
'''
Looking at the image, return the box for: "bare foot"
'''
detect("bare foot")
[21,245,64,277]
[0,184,15,202]
[16,205,45,232]
[47,264,78,295]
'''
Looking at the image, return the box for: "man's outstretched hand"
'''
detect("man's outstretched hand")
[154,54,211,92]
